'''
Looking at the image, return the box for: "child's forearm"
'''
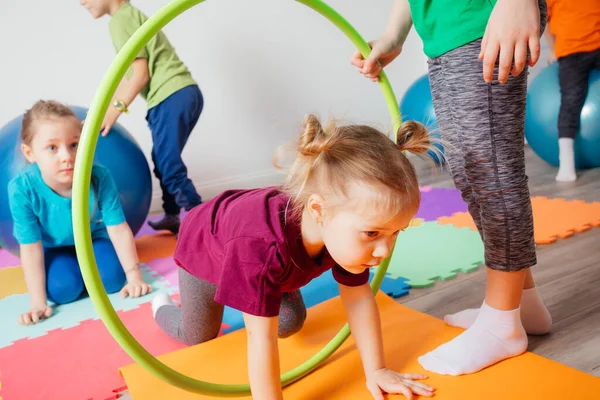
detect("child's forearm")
[384,0,413,46]
[113,58,149,108]
[247,334,282,399]
[340,283,386,375]
[106,222,141,281]
[243,314,283,399]
[20,242,47,305]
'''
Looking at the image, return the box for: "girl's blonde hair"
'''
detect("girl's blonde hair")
[21,100,80,146]
[274,115,431,221]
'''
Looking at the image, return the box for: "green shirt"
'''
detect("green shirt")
[109,2,197,109]
[408,0,496,58]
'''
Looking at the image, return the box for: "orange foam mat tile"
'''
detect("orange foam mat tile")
[135,234,177,263]
[0,266,27,300]
[120,293,600,399]
[438,196,600,244]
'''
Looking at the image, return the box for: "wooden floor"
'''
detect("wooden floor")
[119,146,599,399]
[403,146,600,378]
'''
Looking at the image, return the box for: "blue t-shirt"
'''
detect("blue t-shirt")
[8,163,126,248]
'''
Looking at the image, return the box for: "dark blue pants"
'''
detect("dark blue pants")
[45,239,125,305]
[147,85,203,215]
[558,49,600,139]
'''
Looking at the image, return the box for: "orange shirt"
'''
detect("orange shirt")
[547,0,600,58]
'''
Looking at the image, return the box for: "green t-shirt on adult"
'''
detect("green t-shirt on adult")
[408,0,496,58]
[109,2,197,109]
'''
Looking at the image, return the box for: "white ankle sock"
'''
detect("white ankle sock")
[419,302,528,375]
[443,308,480,329]
[520,287,553,335]
[152,292,178,318]
[556,138,576,182]
[444,288,552,335]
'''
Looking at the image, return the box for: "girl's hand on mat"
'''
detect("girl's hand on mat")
[19,303,53,325]
[366,368,434,400]
[479,0,541,84]
[120,280,152,299]
[351,33,402,82]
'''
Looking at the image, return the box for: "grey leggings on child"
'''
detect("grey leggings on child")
[156,268,307,345]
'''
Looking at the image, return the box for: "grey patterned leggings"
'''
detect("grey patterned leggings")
[155,268,307,345]
[427,0,547,271]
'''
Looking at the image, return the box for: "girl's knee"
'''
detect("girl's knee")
[47,280,84,304]
[47,269,84,305]
[99,260,126,293]
[48,285,84,305]
[278,307,307,338]
[101,268,126,294]
[45,250,84,305]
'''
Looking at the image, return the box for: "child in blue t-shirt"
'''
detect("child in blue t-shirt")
[8,100,152,326]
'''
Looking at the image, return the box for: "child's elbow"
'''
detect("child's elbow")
[140,69,150,86]
[132,58,150,86]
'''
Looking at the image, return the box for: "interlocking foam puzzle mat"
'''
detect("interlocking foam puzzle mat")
[121,292,600,400]
[0,299,187,400]
[386,221,485,288]
[416,186,469,221]
[1,187,598,399]
[0,225,409,399]
[0,263,178,348]
[0,267,26,300]
[438,196,600,244]
[0,249,19,270]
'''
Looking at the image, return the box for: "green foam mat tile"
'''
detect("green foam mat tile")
[386,221,484,288]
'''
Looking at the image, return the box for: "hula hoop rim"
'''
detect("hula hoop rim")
[73,0,402,396]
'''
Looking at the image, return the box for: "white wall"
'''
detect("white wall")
[0,0,427,212]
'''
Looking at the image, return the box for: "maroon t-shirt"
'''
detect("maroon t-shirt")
[174,187,369,317]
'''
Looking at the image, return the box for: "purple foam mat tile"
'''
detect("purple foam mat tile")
[416,187,467,221]
[134,215,162,238]
[0,249,21,270]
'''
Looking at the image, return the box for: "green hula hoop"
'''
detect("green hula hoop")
[73,0,402,395]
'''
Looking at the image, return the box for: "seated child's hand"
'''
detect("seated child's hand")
[366,368,434,400]
[19,303,53,326]
[120,279,152,299]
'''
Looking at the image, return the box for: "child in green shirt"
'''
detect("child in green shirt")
[352,0,552,377]
[81,0,203,234]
